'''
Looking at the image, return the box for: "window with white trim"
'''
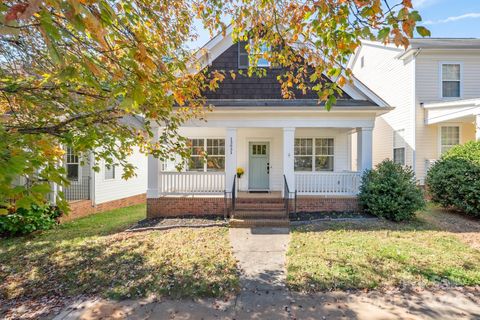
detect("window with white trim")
[105,164,115,180]
[441,64,461,98]
[294,138,334,172]
[187,138,225,172]
[393,129,405,165]
[238,41,270,68]
[66,147,79,180]
[440,126,460,154]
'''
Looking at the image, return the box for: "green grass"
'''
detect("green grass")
[287,211,480,292]
[0,204,238,300]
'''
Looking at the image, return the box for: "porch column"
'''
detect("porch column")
[50,183,58,205]
[476,114,480,141]
[283,127,296,195]
[225,128,237,191]
[357,127,373,172]
[147,126,160,198]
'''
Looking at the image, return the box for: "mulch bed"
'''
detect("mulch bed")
[127,216,228,232]
[290,211,376,223]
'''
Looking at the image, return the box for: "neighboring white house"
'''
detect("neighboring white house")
[349,38,480,183]
[61,145,147,205]
[52,116,148,217]
[146,28,392,220]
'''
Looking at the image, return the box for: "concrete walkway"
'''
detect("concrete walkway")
[53,227,480,320]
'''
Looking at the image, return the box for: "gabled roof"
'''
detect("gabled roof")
[192,26,389,109]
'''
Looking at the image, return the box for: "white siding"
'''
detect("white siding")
[94,147,148,204]
[351,43,415,169]
[415,51,480,182]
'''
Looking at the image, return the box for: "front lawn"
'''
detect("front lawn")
[287,209,480,291]
[0,204,238,303]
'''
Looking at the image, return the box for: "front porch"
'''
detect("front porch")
[147,123,374,218]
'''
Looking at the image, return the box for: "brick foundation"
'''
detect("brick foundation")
[147,197,226,218]
[295,196,359,213]
[62,193,146,222]
[146,195,359,218]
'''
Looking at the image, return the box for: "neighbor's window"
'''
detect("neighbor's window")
[187,138,225,172]
[66,147,79,180]
[105,164,115,180]
[441,64,461,98]
[393,129,406,165]
[440,126,460,154]
[238,41,270,68]
[294,138,334,172]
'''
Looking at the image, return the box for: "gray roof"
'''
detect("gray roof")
[409,38,480,49]
[205,99,381,108]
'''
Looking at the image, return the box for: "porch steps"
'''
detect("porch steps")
[235,203,285,211]
[233,210,286,219]
[229,198,290,228]
[229,218,290,228]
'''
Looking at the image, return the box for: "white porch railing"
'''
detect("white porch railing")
[159,172,225,195]
[295,172,361,195]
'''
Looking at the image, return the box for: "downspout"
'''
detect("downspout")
[90,151,96,206]
[411,48,422,178]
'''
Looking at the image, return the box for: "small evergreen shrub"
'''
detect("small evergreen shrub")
[426,141,480,217]
[359,160,425,221]
[0,204,63,237]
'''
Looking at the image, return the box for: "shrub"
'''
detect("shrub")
[426,141,480,217]
[359,160,425,221]
[0,204,63,237]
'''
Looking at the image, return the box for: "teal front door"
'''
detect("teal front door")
[248,142,270,190]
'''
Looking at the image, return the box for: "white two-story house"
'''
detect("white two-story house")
[349,38,480,183]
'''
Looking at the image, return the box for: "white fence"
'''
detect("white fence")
[159,172,225,195]
[295,172,361,195]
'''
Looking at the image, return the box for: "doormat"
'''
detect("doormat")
[248,191,269,193]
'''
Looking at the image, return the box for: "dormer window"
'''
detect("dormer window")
[441,63,461,98]
[238,41,270,68]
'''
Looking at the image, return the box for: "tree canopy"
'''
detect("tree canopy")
[0,0,428,212]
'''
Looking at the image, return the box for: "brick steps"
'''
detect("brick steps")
[229,218,290,228]
[233,210,286,219]
[230,197,289,228]
[235,203,285,211]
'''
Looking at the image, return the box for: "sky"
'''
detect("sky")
[190,0,480,49]
[414,0,480,38]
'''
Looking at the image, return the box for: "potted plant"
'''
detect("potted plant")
[236,167,244,179]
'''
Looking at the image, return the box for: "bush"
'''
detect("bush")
[0,204,63,237]
[426,141,480,217]
[359,160,425,221]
